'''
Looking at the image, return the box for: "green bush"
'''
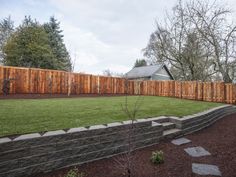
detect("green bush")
[150,150,164,164]
[64,168,86,177]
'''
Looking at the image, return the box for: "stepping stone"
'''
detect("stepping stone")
[192,163,221,176]
[171,137,191,145]
[184,146,211,157]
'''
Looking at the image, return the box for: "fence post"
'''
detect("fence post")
[97,76,99,94]
[224,83,226,103]
[67,72,71,96]
[180,81,183,99]
[211,82,214,102]
[202,82,204,101]
[195,81,198,100]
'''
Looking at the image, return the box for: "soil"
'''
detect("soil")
[35,113,236,177]
[0,93,129,99]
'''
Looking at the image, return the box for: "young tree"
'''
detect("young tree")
[3,16,57,69]
[115,78,143,177]
[44,16,72,71]
[0,16,14,63]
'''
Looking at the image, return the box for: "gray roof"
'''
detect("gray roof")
[125,65,163,79]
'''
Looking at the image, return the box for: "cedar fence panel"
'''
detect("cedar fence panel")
[174,81,181,98]
[0,66,236,104]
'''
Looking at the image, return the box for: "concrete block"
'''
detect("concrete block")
[0,137,11,144]
[171,137,191,145]
[106,122,123,127]
[122,120,133,124]
[162,122,175,130]
[192,163,221,176]
[89,124,106,130]
[184,146,211,157]
[163,128,181,139]
[43,130,66,137]
[136,118,147,122]
[122,120,151,129]
[151,121,162,127]
[147,116,169,123]
[14,133,41,141]
[67,127,87,133]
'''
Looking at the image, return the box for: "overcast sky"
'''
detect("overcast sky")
[0,0,236,74]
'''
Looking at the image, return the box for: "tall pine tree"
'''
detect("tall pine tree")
[44,17,72,71]
[133,59,147,68]
[0,16,14,63]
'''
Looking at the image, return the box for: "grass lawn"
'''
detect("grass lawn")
[0,96,223,137]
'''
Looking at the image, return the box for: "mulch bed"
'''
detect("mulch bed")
[35,113,236,177]
[0,93,129,99]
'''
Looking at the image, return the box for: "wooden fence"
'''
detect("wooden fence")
[0,66,235,104]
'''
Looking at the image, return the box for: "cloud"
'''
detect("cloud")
[48,0,161,74]
[105,64,131,74]
[47,0,179,74]
[58,20,141,74]
[0,0,177,74]
[3,0,235,74]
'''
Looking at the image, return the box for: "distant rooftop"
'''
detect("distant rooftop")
[125,64,163,79]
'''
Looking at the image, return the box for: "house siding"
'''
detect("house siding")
[151,74,171,80]
[126,65,174,81]
[151,67,172,80]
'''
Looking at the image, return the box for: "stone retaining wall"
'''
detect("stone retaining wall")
[0,120,163,177]
[0,105,235,177]
[169,105,236,135]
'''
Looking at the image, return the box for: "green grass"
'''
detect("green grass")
[0,96,222,137]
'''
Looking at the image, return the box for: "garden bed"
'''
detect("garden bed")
[36,113,236,177]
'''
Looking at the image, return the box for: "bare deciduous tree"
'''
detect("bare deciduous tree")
[102,69,113,77]
[68,50,77,96]
[186,0,236,82]
[144,0,236,82]
[102,69,124,77]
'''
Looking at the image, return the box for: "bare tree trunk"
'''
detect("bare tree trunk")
[114,78,143,177]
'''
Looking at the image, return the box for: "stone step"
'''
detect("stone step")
[163,128,181,139]
[161,122,176,130]
[151,117,170,123]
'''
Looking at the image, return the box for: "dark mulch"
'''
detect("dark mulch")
[0,93,129,99]
[36,113,236,177]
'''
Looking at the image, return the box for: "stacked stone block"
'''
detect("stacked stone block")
[0,120,163,177]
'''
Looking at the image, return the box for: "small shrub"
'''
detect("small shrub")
[64,168,86,177]
[150,150,164,164]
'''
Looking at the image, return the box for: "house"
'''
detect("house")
[125,64,174,80]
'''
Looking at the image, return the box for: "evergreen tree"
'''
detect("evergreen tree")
[3,16,57,69]
[0,16,14,62]
[44,16,71,71]
[134,59,147,68]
